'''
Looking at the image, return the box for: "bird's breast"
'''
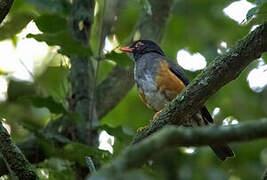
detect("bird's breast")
[134,57,186,112]
[134,61,169,111]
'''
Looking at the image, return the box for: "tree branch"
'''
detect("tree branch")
[133,22,267,144]
[88,119,267,179]
[0,0,14,24]
[135,0,174,42]
[68,0,97,145]
[96,66,134,119]
[262,168,267,180]
[0,123,37,179]
[96,0,175,119]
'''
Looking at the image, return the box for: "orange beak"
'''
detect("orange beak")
[120,46,133,53]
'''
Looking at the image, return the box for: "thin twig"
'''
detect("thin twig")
[88,0,106,129]
[18,58,34,79]
[86,156,96,173]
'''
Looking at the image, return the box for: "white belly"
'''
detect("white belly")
[136,73,169,111]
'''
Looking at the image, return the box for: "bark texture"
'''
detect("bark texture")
[0,0,13,24]
[0,123,37,179]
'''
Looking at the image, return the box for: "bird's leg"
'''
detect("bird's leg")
[153,110,162,121]
[137,125,148,132]
[137,110,163,132]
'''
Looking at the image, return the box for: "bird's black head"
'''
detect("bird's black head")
[120,40,165,60]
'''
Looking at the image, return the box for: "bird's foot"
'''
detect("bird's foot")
[137,125,148,132]
[137,110,163,132]
[153,110,162,120]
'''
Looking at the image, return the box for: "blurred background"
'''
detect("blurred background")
[0,0,266,179]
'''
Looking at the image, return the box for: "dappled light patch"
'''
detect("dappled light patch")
[181,147,196,155]
[98,130,114,154]
[212,107,221,118]
[103,35,119,54]
[222,117,239,126]
[176,49,207,71]
[0,77,8,101]
[247,59,267,92]
[223,0,255,24]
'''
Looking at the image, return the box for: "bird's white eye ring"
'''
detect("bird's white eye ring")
[135,42,144,48]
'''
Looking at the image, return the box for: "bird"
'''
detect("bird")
[120,39,234,161]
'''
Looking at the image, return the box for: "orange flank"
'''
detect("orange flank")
[156,60,186,100]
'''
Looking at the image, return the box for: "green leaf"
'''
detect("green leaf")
[105,51,133,67]
[37,66,69,100]
[0,70,8,75]
[97,60,115,84]
[38,138,111,165]
[27,31,92,57]
[99,125,132,156]
[143,0,152,15]
[114,2,142,41]
[7,80,36,102]
[10,0,37,15]
[255,0,267,5]
[245,4,267,25]
[99,125,132,142]
[20,96,67,114]
[257,3,267,20]
[66,112,85,124]
[62,143,111,164]
[85,156,96,173]
[0,13,35,41]
[36,158,75,180]
[34,14,67,33]
[24,0,71,15]
[246,7,258,22]
[262,53,267,64]
[31,14,91,57]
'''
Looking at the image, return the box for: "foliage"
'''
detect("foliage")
[246,0,267,24]
[0,0,266,179]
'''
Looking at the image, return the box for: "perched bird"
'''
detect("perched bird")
[120,40,234,161]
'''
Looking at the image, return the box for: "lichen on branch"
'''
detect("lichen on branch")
[0,122,37,179]
[0,0,14,24]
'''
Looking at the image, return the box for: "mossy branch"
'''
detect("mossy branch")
[67,0,97,144]
[88,119,267,179]
[0,123,37,179]
[0,0,14,24]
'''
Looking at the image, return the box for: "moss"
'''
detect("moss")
[0,123,37,179]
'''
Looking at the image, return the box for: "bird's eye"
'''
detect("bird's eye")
[135,42,144,48]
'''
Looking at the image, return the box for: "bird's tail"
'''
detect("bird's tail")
[210,144,235,161]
